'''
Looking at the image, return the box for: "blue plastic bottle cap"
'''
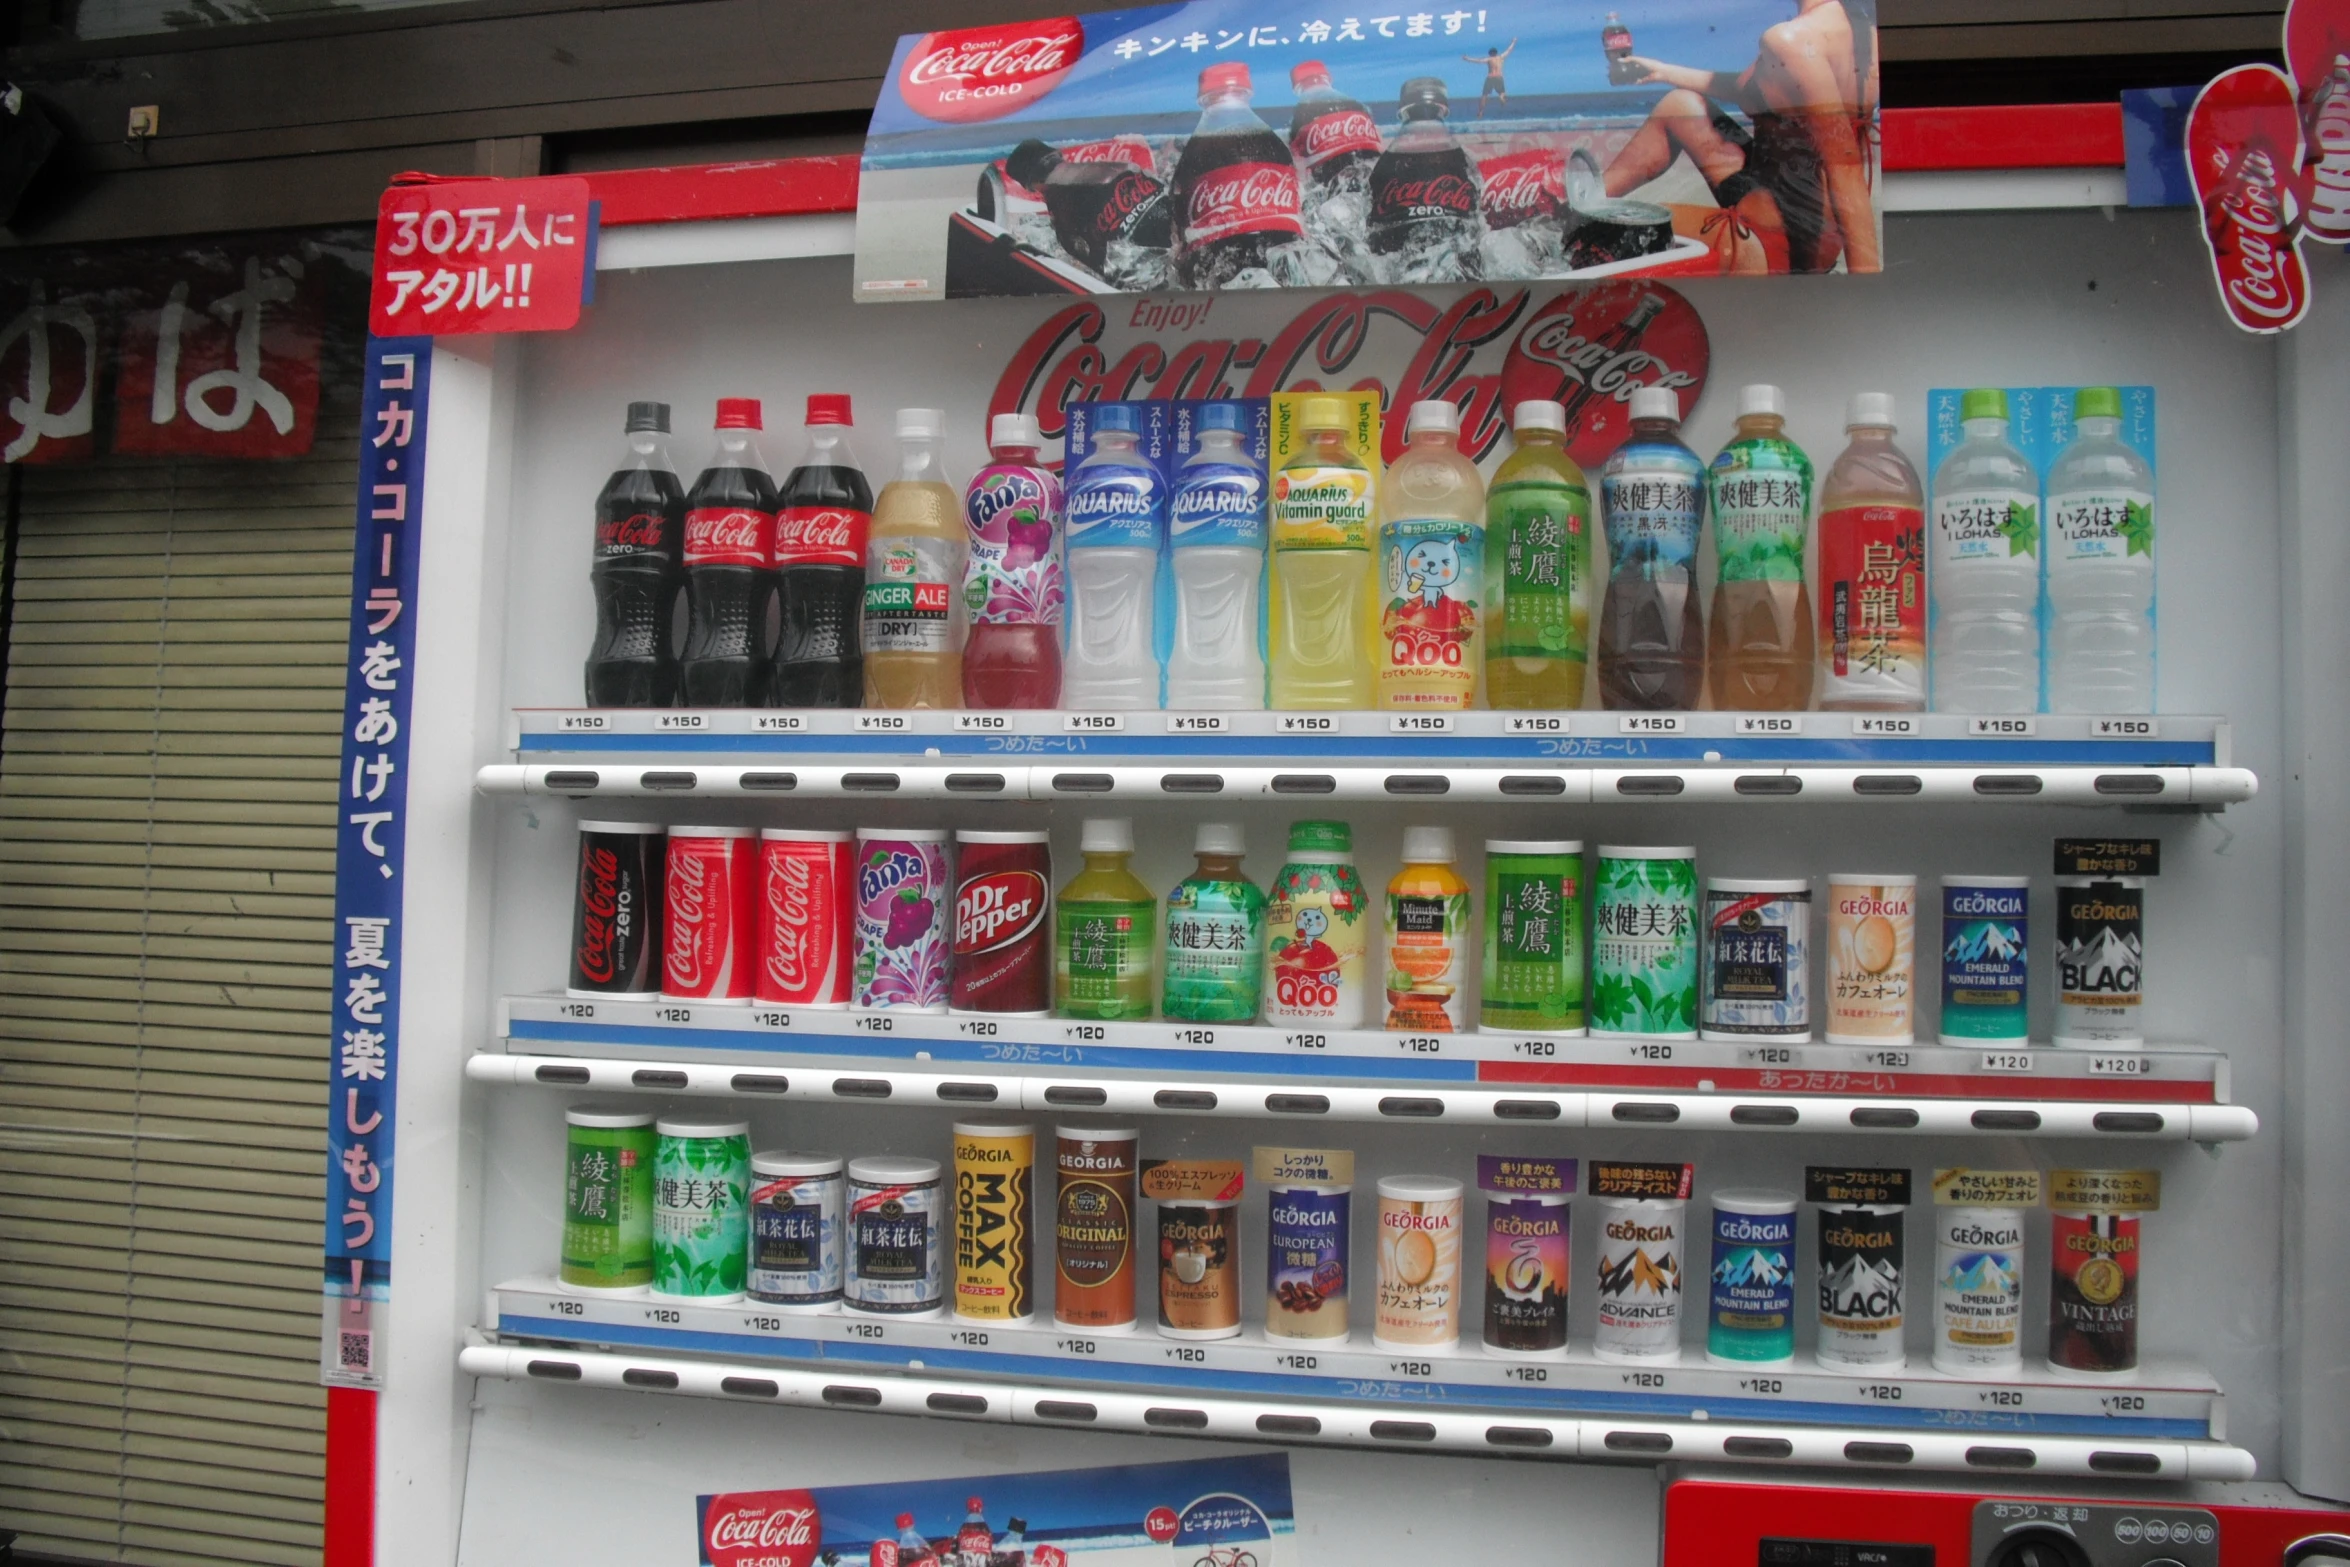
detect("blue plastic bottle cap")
[1091,404,1139,433]
[1199,403,1244,432]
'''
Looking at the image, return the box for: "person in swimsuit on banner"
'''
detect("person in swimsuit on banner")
[1589,0,1880,275]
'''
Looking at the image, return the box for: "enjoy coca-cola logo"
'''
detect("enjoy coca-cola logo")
[764,850,827,994]
[1480,148,1563,229]
[899,18,1084,124]
[701,1490,821,1567]
[684,506,770,567]
[1183,161,1303,246]
[575,846,623,984]
[1296,109,1381,167]
[774,506,869,568]
[666,846,716,992]
[954,869,1047,954]
[1499,281,1711,465]
[2188,64,2314,333]
[597,510,672,553]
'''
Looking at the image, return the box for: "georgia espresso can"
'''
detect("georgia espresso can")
[663,827,759,1003]
[952,830,1053,1016]
[756,830,853,1007]
[845,1155,943,1316]
[570,822,664,998]
[2055,877,2144,1046]
[952,1122,1035,1323]
[1053,1126,1138,1330]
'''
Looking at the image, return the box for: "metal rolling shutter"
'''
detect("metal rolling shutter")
[0,403,356,1564]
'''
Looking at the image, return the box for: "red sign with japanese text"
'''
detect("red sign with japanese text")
[0,283,97,465]
[370,175,592,337]
[117,255,322,458]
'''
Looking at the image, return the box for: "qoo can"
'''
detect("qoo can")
[1826,874,1916,1045]
[1706,1189,1797,1366]
[570,823,664,998]
[952,1122,1035,1323]
[1593,1197,1685,1363]
[1939,875,2028,1044]
[844,1156,943,1317]
[854,829,951,1012]
[747,1151,844,1311]
[2055,877,2144,1046]
[1701,879,1810,1041]
[1264,1180,1351,1342]
[1934,1205,2025,1373]
[1591,847,1699,1039]
[952,831,1053,1016]
[756,829,853,1007]
[1054,1126,1138,1331]
[1816,1203,1907,1369]
[651,1117,750,1301]
[663,828,759,1003]
[560,1108,656,1292]
[1158,1198,1241,1340]
[2049,1207,2139,1376]
[1374,1176,1465,1349]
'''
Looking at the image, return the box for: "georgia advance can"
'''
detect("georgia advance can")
[747,1150,844,1311]
[1939,875,2028,1044]
[1701,878,1810,1041]
[1053,1126,1138,1330]
[2055,876,2143,1046]
[1593,1196,1686,1363]
[1826,873,1916,1044]
[952,1122,1035,1322]
[952,830,1053,1016]
[1374,1175,1464,1350]
[560,1107,656,1292]
[854,829,951,1011]
[756,829,853,1007]
[570,822,664,998]
[663,827,759,1003]
[845,1155,943,1317]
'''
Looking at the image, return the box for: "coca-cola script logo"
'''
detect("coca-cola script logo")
[763,849,831,997]
[1374,174,1478,222]
[684,506,770,568]
[1480,148,1564,230]
[701,1489,821,1567]
[2188,64,2313,334]
[666,845,717,994]
[899,18,1083,124]
[575,846,624,985]
[596,509,672,556]
[1499,281,1711,466]
[954,869,1047,955]
[1183,162,1304,247]
[1295,109,1381,169]
[774,506,870,568]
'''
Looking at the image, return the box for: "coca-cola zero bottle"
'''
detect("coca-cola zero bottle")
[769,393,871,708]
[586,400,685,706]
[1287,60,1382,190]
[1172,62,1305,289]
[1003,139,1172,278]
[681,398,777,707]
[1368,77,1483,282]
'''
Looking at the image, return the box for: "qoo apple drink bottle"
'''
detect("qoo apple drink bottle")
[1269,397,1375,708]
[1376,399,1487,710]
[1931,387,2041,712]
[2046,386,2155,714]
[1062,405,1167,709]
[1168,403,1268,709]
[863,408,965,709]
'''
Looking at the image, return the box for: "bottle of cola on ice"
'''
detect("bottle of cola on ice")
[1172,62,1305,289]
[769,394,872,708]
[586,400,685,706]
[1288,60,1382,190]
[681,398,777,708]
[1003,139,1172,278]
[1368,77,1483,282]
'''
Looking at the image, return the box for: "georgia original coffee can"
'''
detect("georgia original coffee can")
[1053,1126,1137,1330]
[952,830,1053,1016]
[756,830,853,1007]
[570,822,664,998]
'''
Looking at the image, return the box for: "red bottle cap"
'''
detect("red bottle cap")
[967,1498,982,1511]
[714,397,762,430]
[896,1514,913,1530]
[1290,60,1330,88]
[1199,62,1252,98]
[806,393,853,426]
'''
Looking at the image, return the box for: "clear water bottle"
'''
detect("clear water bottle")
[1168,403,1267,709]
[1930,388,2041,713]
[1062,404,1166,709]
[2045,387,2155,714]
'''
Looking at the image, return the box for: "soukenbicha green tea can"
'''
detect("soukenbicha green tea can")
[561,1107,657,1292]
[653,1116,751,1301]
[1591,846,1699,1039]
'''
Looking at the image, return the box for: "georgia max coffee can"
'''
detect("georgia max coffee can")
[952,1122,1035,1323]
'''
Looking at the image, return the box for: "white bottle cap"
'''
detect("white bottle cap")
[1738,384,1785,418]
[897,407,946,439]
[1195,822,1245,856]
[1081,817,1134,853]
[1629,386,1679,423]
[1512,399,1567,433]
[1406,399,1460,435]
[1846,392,1897,430]
[1401,825,1456,863]
[991,412,1043,448]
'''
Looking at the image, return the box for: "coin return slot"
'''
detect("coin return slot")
[544,770,600,792]
[842,773,902,792]
[1053,773,1115,793]
[730,1073,791,1094]
[533,1064,592,1085]
[2093,1111,2165,1133]
[1484,1426,1553,1449]
[1723,1437,1794,1459]
[621,1368,679,1389]
[1144,1407,1209,1430]
[1971,1109,2042,1131]
[831,1078,893,1099]
[1728,1104,1800,1126]
[1499,775,1567,796]
[1965,1446,2036,1470]
[1154,1089,1218,1110]
[1161,774,1224,794]
[1616,775,1684,796]
[1378,1097,1444,1118]
[822,1385,884,1407]
[1494,1099,1562,1120]
[721,1377,780,1398]
[1371,1421,1437,1442]
[1272,774,1336,794]
[641,770,697,791]
[741,772,798,792]
[1255,1413,1320,1436]
[1266,1093,1330,1114]
[936,1082,1000,1103]
[1850,1107,1920,1129]
[927,1393,989,1415]
[946,773,1007,793]
[526,1360,583,1380]
[1603,1431,1674,1454]
[1843,1441,1914,1465]
[630,1069,688,1089]
[1734,775,1801,796]
[2088,1450,2163,1475]
[1853,775,1923,796]
[1034,1400,1098,1421]
[1043,1085,1109,1107]
[1384,775,1449,795]
[1972,774,2043,796]
[1611,1101,1680,1123]
[2094,773,2165,796]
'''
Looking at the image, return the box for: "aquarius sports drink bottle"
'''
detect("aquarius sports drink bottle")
[2045,386,2154,714]
[1377,399,1485,709]
[681,398,777,707]
[1931,387,2041,712]
[863,408,965,709]
[1062,404,1166,709]
[1817,393,1927,710]
[1484,398,1591,708]
[586,400,685,706]
[770,394,871,708]
[962,413,1064,708]
[1172,63,1305,290]
[1288,60,1381,191]
[1168,403,1267,709]
[1707,384,1815,710]
[1367,77,1482,285]
[1270,396,1375,708]
[1597,386,1705,710]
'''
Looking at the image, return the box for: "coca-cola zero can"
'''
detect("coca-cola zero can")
[570,821,665,998]
[757,829,853,1007]
[951,830,1052,1015]
[663,826,759,1003]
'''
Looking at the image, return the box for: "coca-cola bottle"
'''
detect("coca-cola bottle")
[954,1497,993,1567]
[681,398,777,708]
[1287,60,1382,190]
[1603,11,1639,84]
[769,394,871,708]
[1003,139,1172,278]
[1172,62,1305,289]
[1368,77,1483,282]
[586,400,685,706]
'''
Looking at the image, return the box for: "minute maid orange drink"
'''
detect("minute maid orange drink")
[1378,399,1487,709]
[1270,392,1380,708]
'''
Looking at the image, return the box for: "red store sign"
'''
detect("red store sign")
[369,175,594,338]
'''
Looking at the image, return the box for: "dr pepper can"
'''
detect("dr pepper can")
[951,830,1052,1015]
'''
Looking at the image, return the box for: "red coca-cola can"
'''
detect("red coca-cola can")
[756,829,854,1007]
[950,829,1052,1015]
[663,826,758,1002]
[569,821,665,997]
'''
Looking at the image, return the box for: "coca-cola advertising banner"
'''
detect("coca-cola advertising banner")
[854,0,1880,303]
[698,1454,1294,1567]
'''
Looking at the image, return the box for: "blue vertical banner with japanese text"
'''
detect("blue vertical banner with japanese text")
[320,335,430,1386]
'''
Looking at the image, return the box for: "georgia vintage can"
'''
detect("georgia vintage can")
[756,829,853,1007]
[2048,1169,2158,1377]
[951,830,1053,1016]
[1053,1126,1138,1330]
[2055,877,2144,1046]
[1374,1175,1464,1350]
[854,830,951,1012]
[1258,1146,1352,1342]
[747,1151,844,1311]
[952,1122,1035,1323]
[1701,878,1810,1041]
[1826,873,1916,1044]
[844,1155,943,1317]
[663,827,759,1003]
[560,1107,657,1292]
[1939,875,2028,1044]
[1478,1155,1574,1355]
[570,822,664,998]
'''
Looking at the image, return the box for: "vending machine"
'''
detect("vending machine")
[324,4,2350,1564]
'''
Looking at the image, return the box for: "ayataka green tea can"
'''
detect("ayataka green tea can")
[1481,840,1586,1034]
[560,1107,657,1292]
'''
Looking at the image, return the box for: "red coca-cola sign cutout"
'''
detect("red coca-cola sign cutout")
[701,1490,821,1567]
[685,506,771,568]
[1498,281,1711,467]
[1480,147,1564,230]
[2188,64,2314,334]
[1184,163,1305,246]
[1143,1508,1180,1544]
[774,506,869,568]
[899,18,1084,124]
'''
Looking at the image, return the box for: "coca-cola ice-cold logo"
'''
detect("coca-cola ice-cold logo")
[700,1489,821,1567]
[954,870,1047,955]
[1499,281,1711,466]
[1184,162,1305,246]
[774,506,870,568]
[899,18,1084,124]
[684,506,770,568]
[2188,63,2313,333]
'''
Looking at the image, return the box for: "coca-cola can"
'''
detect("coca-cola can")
[951,829,1053,1016]
[663,826,759,1003]
[757,829,854,1007]
[569,821,665,998]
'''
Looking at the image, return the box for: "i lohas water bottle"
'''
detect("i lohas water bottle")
[1930,388,2041,713]
[1062,404,1166,709]
[2045,387,2155,714]
[1168,403,1268,709]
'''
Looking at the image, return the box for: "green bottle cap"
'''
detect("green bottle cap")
[2073,386,2121,420]
[1959,387,2009,422]
[1286,819,1353,854]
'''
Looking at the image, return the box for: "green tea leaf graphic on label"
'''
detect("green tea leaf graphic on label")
[2002,501,2038,558]
[1592,972,1635,1026]
[2121,500,2154,557]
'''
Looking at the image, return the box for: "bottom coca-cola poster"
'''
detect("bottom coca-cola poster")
[697,1454,1294,1567]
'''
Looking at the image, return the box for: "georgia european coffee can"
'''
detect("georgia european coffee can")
[747,1150,844,1310]
[1259,1146,1352,1342]
[952,830,1053,1016]
[845,1155,943,1316]
[756,830,853,1007]
[663,827,760,1003]
[2055,877,2144,1046]
[570,823,664,998]
[1053,1126,1138,1330]
[952,1122,1035,1322]
[560,1107,656,1291]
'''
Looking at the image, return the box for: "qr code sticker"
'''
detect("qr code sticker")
[339,1330,373,1374]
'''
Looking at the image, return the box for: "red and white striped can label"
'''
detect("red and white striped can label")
[664,832,758,1001]
[758,834,854,1006]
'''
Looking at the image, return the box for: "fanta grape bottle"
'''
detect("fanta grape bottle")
[962,414,1064,708]
[1270,396,1375,708]
[1377,399,1486,709]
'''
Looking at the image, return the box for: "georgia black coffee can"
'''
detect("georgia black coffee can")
[570,821,665,997]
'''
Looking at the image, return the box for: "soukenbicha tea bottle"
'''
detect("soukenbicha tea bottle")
[1706,383,1815,711]
[1597,385,1705,710]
